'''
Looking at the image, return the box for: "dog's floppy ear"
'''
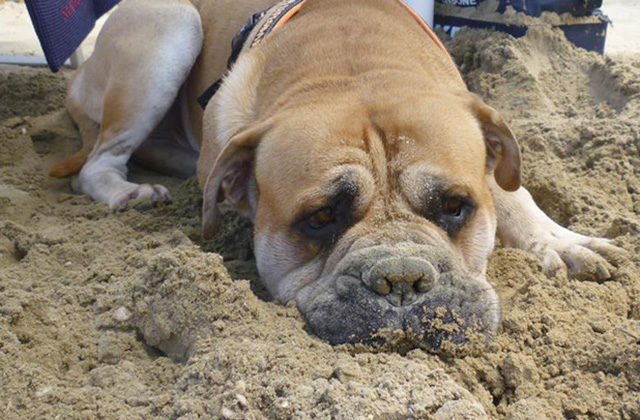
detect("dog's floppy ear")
[468,95,522,191]
[201,120,272,239]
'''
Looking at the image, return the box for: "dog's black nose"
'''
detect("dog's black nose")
[363,257,439,306]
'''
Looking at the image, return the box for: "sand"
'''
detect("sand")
[1,25,640,420]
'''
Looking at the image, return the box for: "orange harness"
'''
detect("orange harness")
[271,0,455,59]
[198,0,458,108]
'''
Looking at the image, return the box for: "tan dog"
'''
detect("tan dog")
[51,0,623,346]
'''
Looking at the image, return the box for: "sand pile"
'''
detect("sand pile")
[1,26,639,419]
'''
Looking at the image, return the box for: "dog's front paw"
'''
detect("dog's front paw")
[528,230,627,281]
[109,184,172,210]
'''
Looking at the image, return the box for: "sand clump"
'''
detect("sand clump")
[1,26,640,418]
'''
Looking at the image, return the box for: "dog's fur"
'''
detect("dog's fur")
[51,0,623,345]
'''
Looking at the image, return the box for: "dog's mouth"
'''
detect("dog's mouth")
[294,243,500,351]
[298,273,500,351]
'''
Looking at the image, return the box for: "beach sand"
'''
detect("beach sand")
[1,3,640,419]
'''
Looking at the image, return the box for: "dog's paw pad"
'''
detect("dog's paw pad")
[110,184,172,210]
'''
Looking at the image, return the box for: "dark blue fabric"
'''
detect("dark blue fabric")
[435,15,528,38]
[436,0,602,16]
[434,14,608,54]
[25,0,121,72]
[499,0,602,17]
[558,21,607,54]
[436,0,602,17]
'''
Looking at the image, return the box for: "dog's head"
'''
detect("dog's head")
[201,90,520,348]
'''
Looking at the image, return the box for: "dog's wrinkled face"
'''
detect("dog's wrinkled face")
[203,92,520,348]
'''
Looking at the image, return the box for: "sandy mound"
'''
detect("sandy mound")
[1,27,639,418]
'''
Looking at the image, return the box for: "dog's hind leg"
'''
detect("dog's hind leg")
[131,92,199,179]
[49,92,100,178]
[57,0,203,209]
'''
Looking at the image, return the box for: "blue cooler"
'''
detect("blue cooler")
[434,0,609,54]
[500,0,603,17]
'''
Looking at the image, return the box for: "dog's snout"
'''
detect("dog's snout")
[305,242,499,346]
[364,257,439,306]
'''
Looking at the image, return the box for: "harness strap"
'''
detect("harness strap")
[198,0,457,109]
[197,0,306,109]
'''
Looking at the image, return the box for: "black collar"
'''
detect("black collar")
[197,0,306,109]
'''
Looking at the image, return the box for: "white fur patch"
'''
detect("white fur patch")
[211,51,265,148]
[68,68,104,124]
[254,230,303,298]
[75,150,133,207]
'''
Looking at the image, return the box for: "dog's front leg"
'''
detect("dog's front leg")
[488,177,627,280]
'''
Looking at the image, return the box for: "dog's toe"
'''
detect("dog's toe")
[583,238,629,265]
[558,244,615,282]
[110,184,172,210]
[540,248,565,278]
[534,235,629,282]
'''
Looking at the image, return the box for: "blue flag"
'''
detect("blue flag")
[25,0,121,72]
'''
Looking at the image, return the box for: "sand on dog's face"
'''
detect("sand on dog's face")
[1,26,640,419]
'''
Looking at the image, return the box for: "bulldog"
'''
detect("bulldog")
[50,0,623,346]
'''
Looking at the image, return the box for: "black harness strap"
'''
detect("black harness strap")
[197,0,307,110]
[196,79,223,109]
[197,9,268,109]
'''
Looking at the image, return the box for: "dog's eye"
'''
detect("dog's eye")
[443,197,463,217]
[438,195,473,237]
[308,207,334,230]
[298,206,337,242]
[295,180,359,245]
